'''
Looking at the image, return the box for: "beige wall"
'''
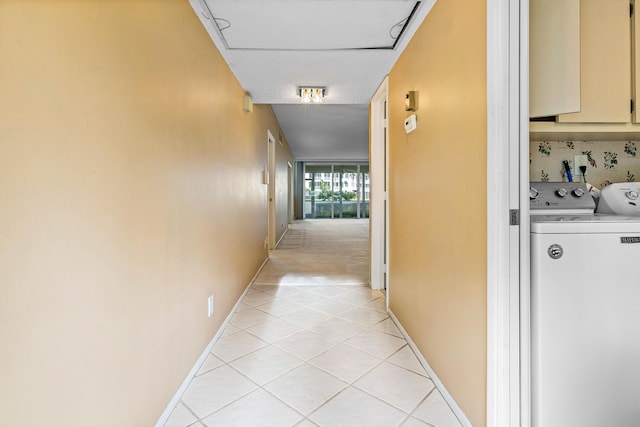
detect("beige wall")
[387,0,487,425]
[0,1,291,426]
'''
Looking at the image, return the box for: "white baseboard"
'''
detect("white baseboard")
[154,256,271,427]
[274,224,290,248]
[388,310,472,427]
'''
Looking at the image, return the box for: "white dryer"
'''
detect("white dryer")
[530,182,640,427]
[596,182,640,215]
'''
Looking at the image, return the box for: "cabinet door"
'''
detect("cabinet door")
[558,0,631,123]
[530,0,581,118]
[634,2,640,123]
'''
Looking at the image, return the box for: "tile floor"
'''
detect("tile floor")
[162,220,462,427]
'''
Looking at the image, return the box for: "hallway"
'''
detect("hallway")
[163,220,461,427]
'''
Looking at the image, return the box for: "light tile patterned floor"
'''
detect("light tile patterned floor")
[163,220,462,427]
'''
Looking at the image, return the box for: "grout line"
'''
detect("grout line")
[225,344,304,382]
[384,344,431,379]
[175,400,199,426]
[194,383,259,424]
[348,382,414,417]
[259,384,309,420]
[408,386,439,422]
[398,413,413,426]
[303,383,350,421]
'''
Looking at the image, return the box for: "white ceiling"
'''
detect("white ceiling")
[272,104,370,161]
[189,0,435,161]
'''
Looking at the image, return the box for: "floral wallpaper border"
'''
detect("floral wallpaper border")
[530,140,640,188]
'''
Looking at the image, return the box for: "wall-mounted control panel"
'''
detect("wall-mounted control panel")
[529,182,595,214]
[404,114,417,133]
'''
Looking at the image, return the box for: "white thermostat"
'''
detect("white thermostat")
[404,114,417,133]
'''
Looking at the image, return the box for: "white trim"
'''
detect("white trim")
[275,224,290,248]
[486,0,522,426]
[267,130,276,250]
[519,1,531,425]
[370,77,388,294]
[389,310,472,427]
[153,257,271,427]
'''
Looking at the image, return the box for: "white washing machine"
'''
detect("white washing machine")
[530,182,640,427]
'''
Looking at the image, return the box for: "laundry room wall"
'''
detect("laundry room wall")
[530,140,640,187]
[387,0,487,425]
[0,1,291,426]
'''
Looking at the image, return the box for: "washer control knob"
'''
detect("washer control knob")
[626,190,639,200]
[556,188,568,198]
[529,187,539,200]
[572,188,585,197]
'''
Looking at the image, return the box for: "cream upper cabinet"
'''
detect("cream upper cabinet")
[634,1,640,123]
[558,0,631,123]
[530,0,581,118]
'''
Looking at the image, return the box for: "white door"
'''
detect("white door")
[370,77,389,307]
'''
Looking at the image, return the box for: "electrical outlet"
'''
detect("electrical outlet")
[574,154,589,180]
[207,294,214,317]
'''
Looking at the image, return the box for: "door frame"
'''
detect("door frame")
[267,129,276,250]
[287,161,293,225]
[370,77,389,303]
[486,0,529,426]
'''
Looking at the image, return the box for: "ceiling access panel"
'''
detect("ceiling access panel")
[202,0,421,51]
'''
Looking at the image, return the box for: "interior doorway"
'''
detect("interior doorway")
[267,129,276,250]
[287,161,293,225]
[370,77,389,299]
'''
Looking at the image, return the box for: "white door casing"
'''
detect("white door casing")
[370,77,389,304]
[267,129,275,250]
[486,0,528,426]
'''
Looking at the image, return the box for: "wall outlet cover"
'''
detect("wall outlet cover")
[573,154,588,177]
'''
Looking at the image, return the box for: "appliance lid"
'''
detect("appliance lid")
[531,214,640,233]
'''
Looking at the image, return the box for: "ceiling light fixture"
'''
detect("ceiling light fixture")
[298,86,325,103]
